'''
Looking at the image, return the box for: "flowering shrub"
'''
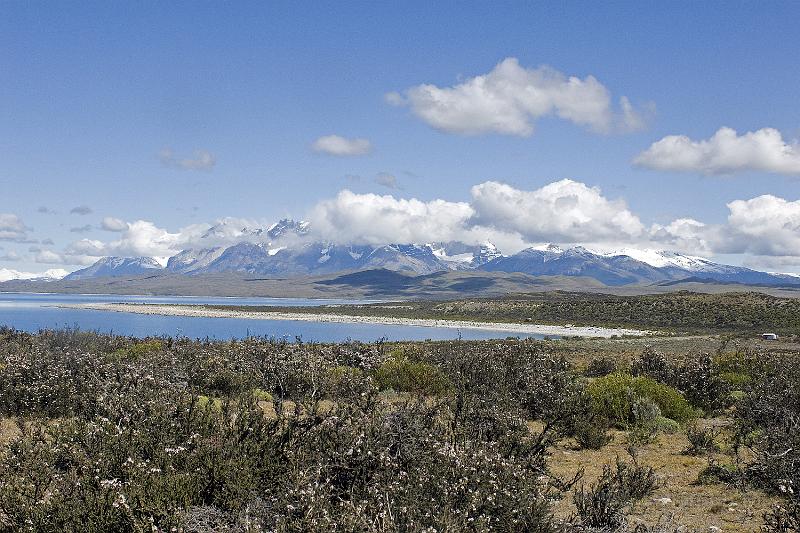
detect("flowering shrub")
[0,330,567,531]
[631,348,730,413]
[573,456,660,529]
[736,354,800,509]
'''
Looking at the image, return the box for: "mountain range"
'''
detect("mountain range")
[58,219,800,287]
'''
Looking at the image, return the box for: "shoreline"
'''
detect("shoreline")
[56,302,654,338]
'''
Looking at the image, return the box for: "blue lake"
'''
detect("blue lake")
[0,293,548,342]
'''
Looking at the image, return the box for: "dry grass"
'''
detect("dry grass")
[547,419,779,531]
[0,418,20,443]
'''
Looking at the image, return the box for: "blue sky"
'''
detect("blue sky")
[2,1,800,276]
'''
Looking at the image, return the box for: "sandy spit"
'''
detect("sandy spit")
[56,302,654,338]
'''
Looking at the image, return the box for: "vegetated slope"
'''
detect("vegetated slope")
[219,291,800,333]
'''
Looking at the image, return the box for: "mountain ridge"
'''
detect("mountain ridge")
[33,219,800,288]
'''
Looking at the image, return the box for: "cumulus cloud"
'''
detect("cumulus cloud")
[0,214,31,242]
[648,218,714,256]
[634,127,800,175]
[719,195,800,256]
[389,57,647,136]
[159,148,217,170]
[70,205,92,215]
[101,217,128,232]
[64,218,260,264]
[307,180,647,252]
[309,190,474,245]
[66,220,195,261]
[312,135,372,156]
[469,179,644,243]
[35,249,65,264]
[37,206,56,214]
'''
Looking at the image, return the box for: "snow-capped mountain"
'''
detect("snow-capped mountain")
[166,246,226,274]
[479,245,668,286]
[57,219,800,287]
[267,219,310,240]
[603,249,733,272]
[480,245,800,286]
[64,257,163,280]
[0,268,69,283]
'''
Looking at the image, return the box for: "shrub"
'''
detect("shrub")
[719,371,751,388]
[573,416,613,450]
[373,355,450,395]
[696,461,741,485]
[628,396,662,445]
[684,423,720,455]
[673,354,730,412]
[631,347,672,383]
[585,356,618,377]
[735,353,800,500]
[324,365,374,400]
[655,416,680,434]
[573,456,660,528]
[763,502,800,532]
[110,339,163,361]
[587,372,695,427]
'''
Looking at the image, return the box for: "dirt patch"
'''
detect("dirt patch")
[548,424,778,531]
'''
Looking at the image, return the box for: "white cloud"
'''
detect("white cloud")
[634,127,800,175]
[70,224,93,233]
[389,57,646,136]
[0,214,31,242]
[67,220,194,261]
[469,179,645,243]
[101,217,128,232]
[307,180,646,252]
[64,218,263,264]
[35,249,65,264]
[159,148,216,170]
[648,218,714,256]
[309,190,474,245]
[312,135,372,156]
[720,195,800,256]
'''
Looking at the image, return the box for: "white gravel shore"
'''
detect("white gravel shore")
[57,302,653,338]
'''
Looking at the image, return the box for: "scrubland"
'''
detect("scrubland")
[0,327,798,531]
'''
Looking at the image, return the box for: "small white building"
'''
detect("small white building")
[762,333,779,341]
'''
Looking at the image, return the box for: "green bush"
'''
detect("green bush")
[110,339,163,361]
[719,371,751,388]
[587,372,696,426]
[373,355,450,395]
[656,416,680,434]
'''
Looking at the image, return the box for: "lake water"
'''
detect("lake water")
[0,293,549,342]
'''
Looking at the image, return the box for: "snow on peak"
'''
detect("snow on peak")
[0,268,69,282]
[603,248,721,271]
[531,243,564,253]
